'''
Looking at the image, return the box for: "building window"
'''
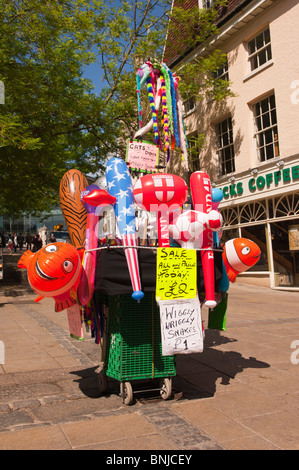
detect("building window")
[215,117,235,176]
[214,59,229,82]
[183,96,196,114]
[203,0,216,8]
[187,133,201,172]
[253,94,279,162]
[248,27,272,72]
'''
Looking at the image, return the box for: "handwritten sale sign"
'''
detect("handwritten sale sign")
[126,139,159,171]
[156,247,197,301]
[158,297,204,355]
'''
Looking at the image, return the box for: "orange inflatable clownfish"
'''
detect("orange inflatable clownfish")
[222,238,261,283]
[18,243,84,312]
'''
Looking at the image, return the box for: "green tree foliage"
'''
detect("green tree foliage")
[0,0,232,217]
[0,0,170,216]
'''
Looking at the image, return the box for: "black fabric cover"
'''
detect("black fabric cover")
[94,247,223,297]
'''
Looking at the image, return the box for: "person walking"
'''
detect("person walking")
[0,233,6,248]
[26,233,32,250]
[49,233,56,243]
[13,233,18,252]
[18,233,24,251]
[7,235,13,254]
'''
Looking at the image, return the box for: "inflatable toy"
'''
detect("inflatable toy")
[169,209,222,249]
[78,186,117,306]
[105,157,144,301]
[211,187,229,293]
[59,169,88,247]
[190,171,217,308]
[17,243,83,312]
[133,173,188,247]
[222,238,261,283]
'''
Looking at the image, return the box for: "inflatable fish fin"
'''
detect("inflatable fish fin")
[227,270,237,283]
[54,294,77,313]
[77,247,85,264]
[17,250,34,269]
[34,295,44,303]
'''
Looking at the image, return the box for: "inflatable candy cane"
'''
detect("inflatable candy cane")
[190,172,221,308]
[105,157,144,302]
[78,188,117,306]
[78,184,99,305]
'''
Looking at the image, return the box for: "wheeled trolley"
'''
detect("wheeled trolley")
[98,292,176,405]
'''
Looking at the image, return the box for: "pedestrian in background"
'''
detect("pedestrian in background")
[7,235,13,254]
[18,233,24,251]
[26,233,32,250]
[13,233,18,252]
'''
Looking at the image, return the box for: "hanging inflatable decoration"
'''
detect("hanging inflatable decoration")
[59,169,88,248]
[105,157,144,301]
[222,238,261,283]
[134,61,188,170]
[133,173,188,247]
[17,243,84,312]
[190,171,220,308]
[78,186,117,306]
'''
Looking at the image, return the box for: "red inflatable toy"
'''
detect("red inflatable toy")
[190,171,216,308]
[133,173,188,247]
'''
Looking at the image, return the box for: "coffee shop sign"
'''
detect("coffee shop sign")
[220,164,299,200]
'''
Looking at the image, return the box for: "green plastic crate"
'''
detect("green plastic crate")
[103,293,176,382]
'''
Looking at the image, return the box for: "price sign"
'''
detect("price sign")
[156,247,197,301]
[67,304,84,341]
[158,297,204,356]
[126,139,159,171]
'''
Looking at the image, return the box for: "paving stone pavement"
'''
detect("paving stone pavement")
[0,250,299,451]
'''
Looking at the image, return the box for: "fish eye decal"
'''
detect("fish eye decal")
[241,246,250,255]
[45,245,57,253]
[62,259,74,273]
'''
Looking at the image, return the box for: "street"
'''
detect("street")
[0,250,299,450]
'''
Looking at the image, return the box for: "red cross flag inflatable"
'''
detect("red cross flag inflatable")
[133,173,188,247]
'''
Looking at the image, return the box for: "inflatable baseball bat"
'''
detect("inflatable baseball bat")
[211,187,229,293]
[105,157,144,302]
[190,171,217,308]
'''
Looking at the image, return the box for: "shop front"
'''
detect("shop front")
[216,154,299,290]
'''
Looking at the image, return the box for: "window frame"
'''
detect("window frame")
[187,132,201,173]
[247,27,272,73]
[214,116,235,177]
[214,59,229,82]
[183,96,196,115]
[202,0,216,8]
[252,93,280,163]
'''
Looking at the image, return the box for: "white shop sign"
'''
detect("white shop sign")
[158,297,203,356]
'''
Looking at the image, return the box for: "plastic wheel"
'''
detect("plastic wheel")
[160,378,172,400]
[97,372,107,394]
[121,381,134,406]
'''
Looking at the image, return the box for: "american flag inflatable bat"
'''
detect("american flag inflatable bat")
[190,171,218,309]
[105,157,144,302]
